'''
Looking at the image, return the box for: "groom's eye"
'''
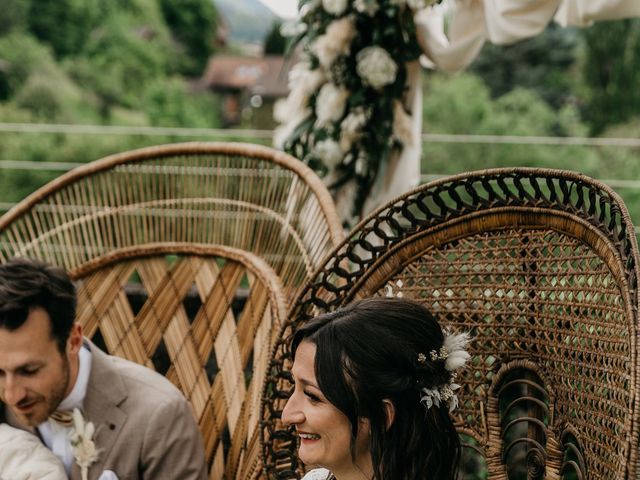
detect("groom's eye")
[21,367,40,376]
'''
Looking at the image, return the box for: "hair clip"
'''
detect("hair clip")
[417,353,427,364]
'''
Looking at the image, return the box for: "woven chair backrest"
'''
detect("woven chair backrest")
[0,142,344,479]
[262,169,640,480]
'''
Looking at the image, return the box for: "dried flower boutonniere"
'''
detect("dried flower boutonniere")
[69,408,100,480]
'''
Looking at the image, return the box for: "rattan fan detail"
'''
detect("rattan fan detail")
[262,168,640,480]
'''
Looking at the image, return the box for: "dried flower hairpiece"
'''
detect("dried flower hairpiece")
[418,330,470,412]
[69,408,100,480]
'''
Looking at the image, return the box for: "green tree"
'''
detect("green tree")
[421,72,598,174]
[143,77,220,127]
[582,19,640,134]
[0,0,30,35]
[469,24,579,109]
[0,33,55,100]
[68,13,169,119]
[27,0,103,58]
[158,0,217,75]
[263,21,286,55]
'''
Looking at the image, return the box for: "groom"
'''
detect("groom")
[0,258,207,479]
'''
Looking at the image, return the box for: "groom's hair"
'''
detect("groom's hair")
[0,257,76,353]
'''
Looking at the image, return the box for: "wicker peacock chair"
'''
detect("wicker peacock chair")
[0,142,344,480]
[262,168,640,479]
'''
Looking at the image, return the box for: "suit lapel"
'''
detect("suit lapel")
[71,340,128,480]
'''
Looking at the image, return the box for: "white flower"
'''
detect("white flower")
[273,109,311,149]
[339,107,368,150]
[354,0,379,15]
[322,0,348,15]
[354,155,368,176]
[392,100,413,145]
[356,46,398,90]
[408,0,437,9]
[420,387,441,410]
[407,0,426,9]
[313,139,344,168]
[274,62,324,125]
[300,0,321,15]
[288,61,325,93]
[311,17,356,69]
[70,408,100,480]
[280,20,308,37]
[315,82,349,127]
[443,331,471,371]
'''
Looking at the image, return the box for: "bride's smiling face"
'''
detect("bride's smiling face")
[281,341,371,473]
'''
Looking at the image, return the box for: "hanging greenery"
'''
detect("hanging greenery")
[275,0,434,224]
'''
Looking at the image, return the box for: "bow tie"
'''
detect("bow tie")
[49,409,75,428]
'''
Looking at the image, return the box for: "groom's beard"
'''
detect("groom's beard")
[7,355,70,427]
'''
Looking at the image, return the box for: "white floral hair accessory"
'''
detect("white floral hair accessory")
[70,408,100,480]
[418,330,471,413]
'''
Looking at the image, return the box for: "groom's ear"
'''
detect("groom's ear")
[382,399,395,430]
[67,322,83,355]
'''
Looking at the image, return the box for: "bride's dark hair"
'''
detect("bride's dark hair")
[291,297,461,480]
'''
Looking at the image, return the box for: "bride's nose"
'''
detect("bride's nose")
[282,390,305,425]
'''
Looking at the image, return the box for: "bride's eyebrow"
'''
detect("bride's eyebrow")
[300,378,320,389]
[291,370,321,390]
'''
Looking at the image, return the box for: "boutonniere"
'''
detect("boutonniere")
[70,408,100,480]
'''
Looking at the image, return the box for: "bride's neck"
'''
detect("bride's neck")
[331,458,374,480]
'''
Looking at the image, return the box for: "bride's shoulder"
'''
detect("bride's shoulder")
[302,468,333,480]
[0,424,67,479]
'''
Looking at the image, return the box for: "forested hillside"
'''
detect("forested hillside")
[422,19,640,224]
[0,0,224,204]
[1,3,639,225]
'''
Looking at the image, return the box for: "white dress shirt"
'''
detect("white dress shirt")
[38,345,92,474]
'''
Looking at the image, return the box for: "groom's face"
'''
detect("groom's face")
[0,307,80,426]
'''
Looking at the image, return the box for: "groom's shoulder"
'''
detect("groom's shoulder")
[101,350,186,404]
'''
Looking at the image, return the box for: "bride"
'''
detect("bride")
[0,423,67,480]
[282,297,469,479]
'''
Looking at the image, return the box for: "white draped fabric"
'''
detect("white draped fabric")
[366,0,640,218]
[415,0,640,73]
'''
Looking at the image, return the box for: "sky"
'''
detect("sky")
[257,0,299,18]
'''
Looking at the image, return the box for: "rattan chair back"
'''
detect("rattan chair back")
[263,169,640,479]
[0,142,344,479]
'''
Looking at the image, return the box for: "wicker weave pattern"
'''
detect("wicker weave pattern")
[0,143,344,479]
[0,142,344,301]
[262,169,639,479]
[76,251,285,479]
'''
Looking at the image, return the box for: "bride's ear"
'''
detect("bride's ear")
[382,399,395,430]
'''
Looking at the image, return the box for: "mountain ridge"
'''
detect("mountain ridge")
[214,0,280,44]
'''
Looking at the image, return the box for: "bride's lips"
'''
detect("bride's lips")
[297,431,321,442]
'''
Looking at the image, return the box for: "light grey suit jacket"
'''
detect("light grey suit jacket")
[3,341,208,480]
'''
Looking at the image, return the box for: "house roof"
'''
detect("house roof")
[200,55,290,98]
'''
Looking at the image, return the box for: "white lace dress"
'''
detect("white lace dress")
[302,468,333,480]
[0,423,68,480]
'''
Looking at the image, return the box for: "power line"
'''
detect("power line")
[0,160,84,171]
[0,122,639,147]
[0,122,273,139]
[422,133,640,147]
